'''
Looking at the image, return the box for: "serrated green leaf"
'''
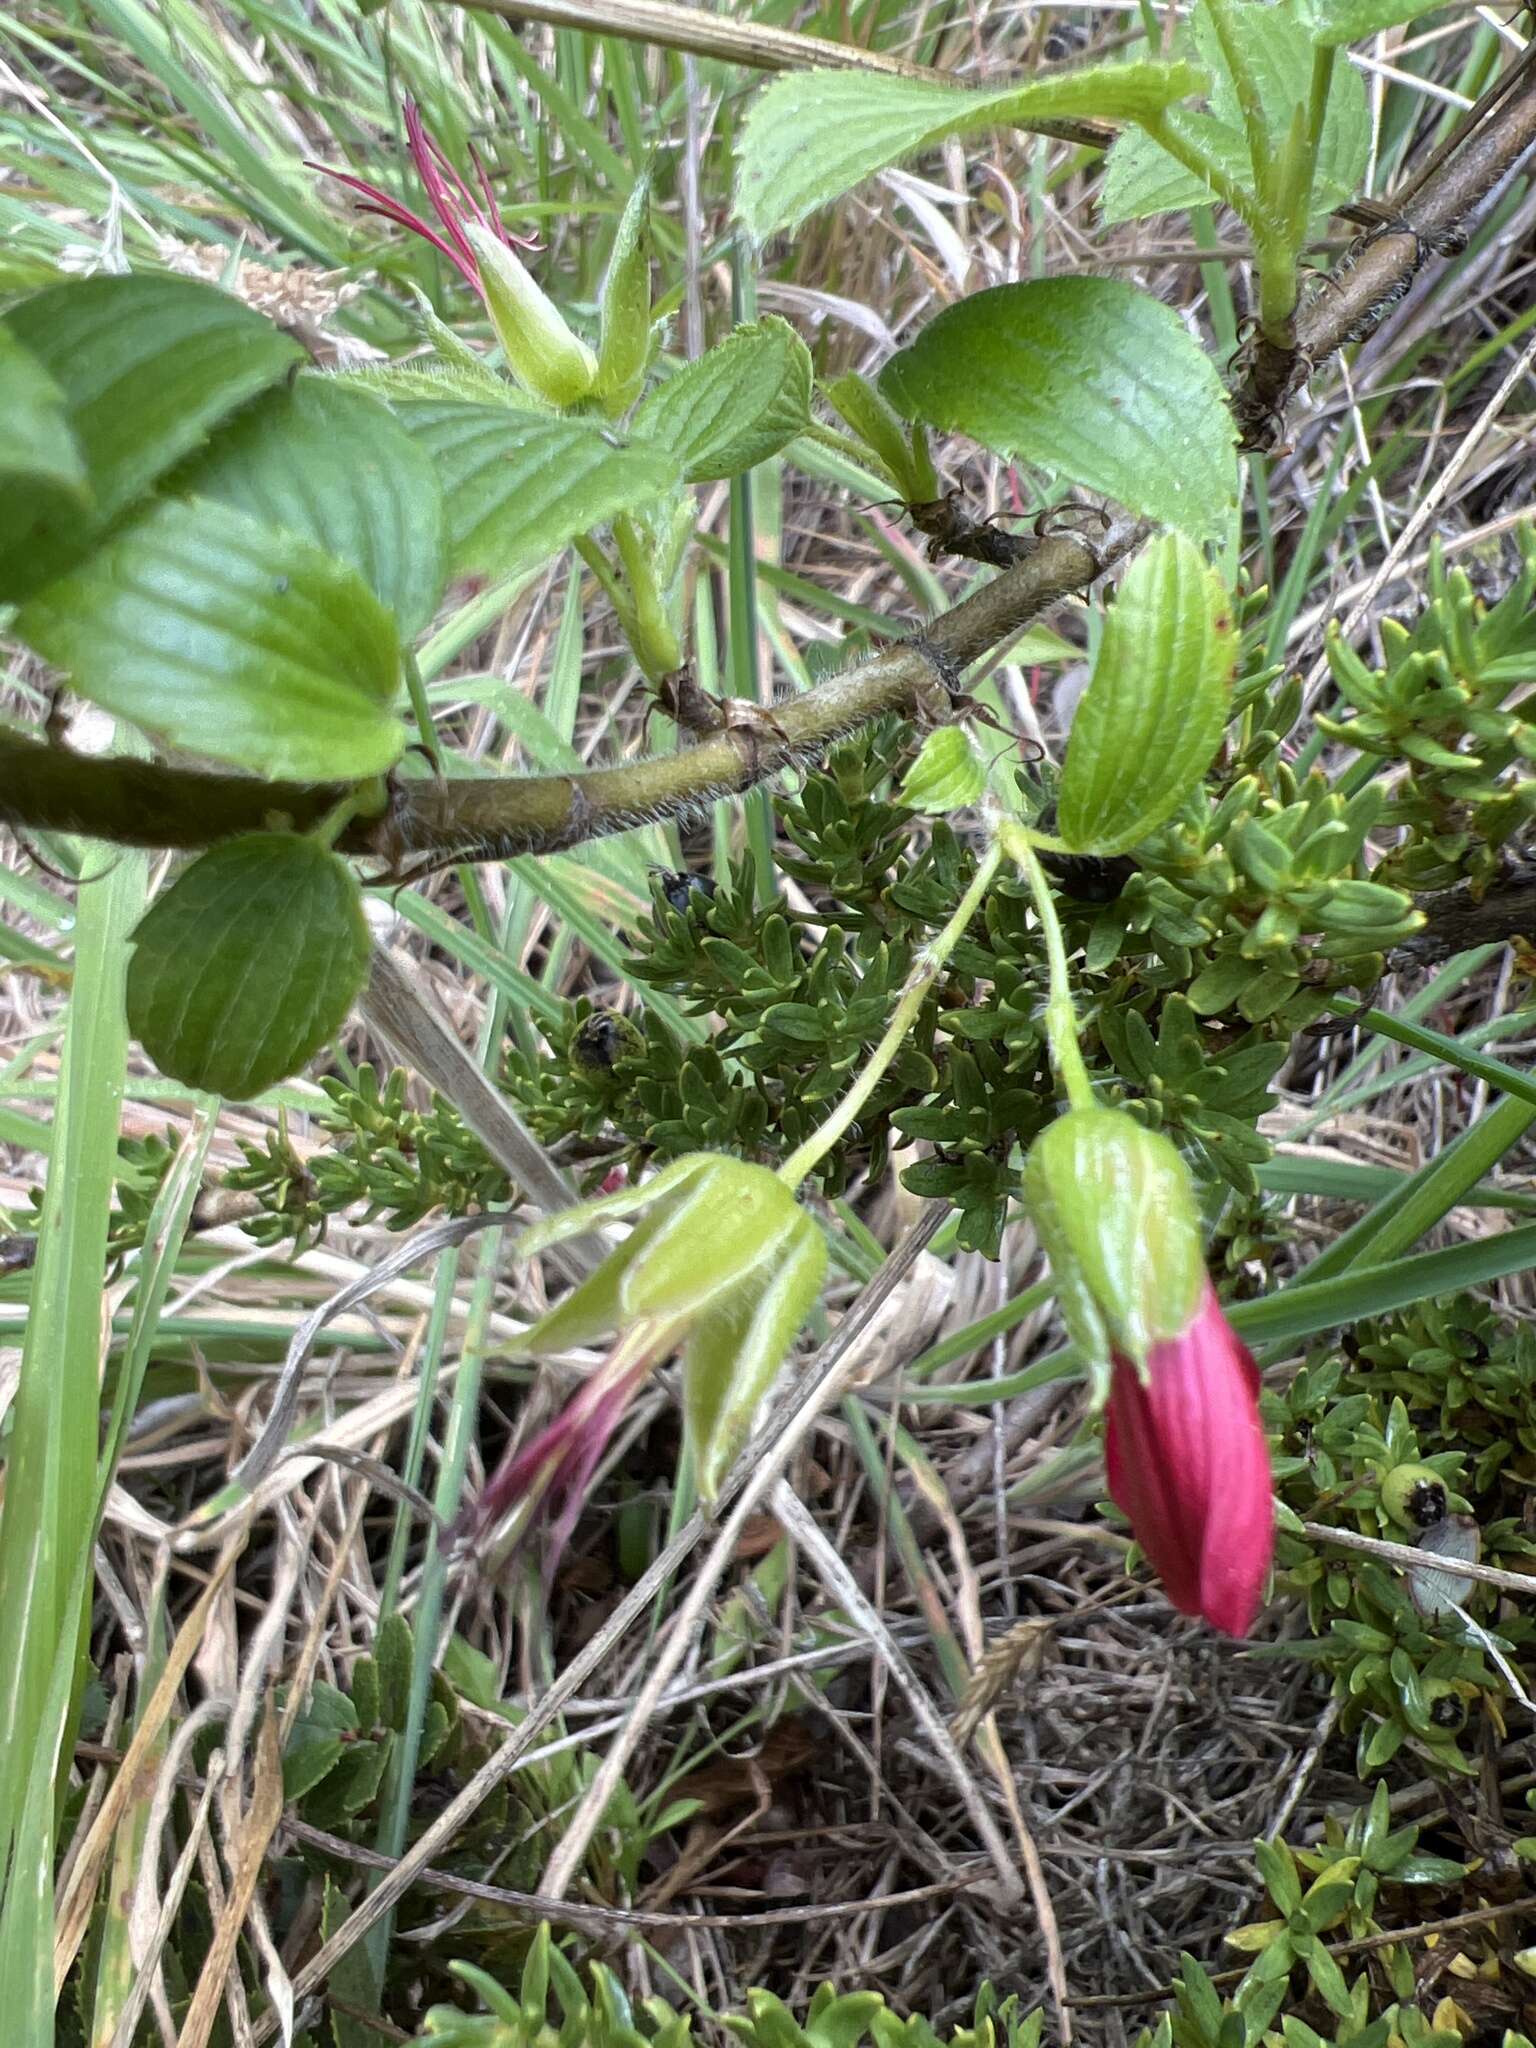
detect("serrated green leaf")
[1101,1,1367,226]
[392,400,678,573]
[0,273,303,602]
[1298,0,1437,46]
[899,726,987,814]
[1057,533,1235,852]
[0,327,90,585]
[126,835,370,1099]
[880,279,1238,543]
[19,496,405,780]
[169,374,448,637]
[734,62,1207,240]
[632,319,811,483]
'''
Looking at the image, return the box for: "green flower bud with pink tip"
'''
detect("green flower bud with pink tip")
[1024,1107,1273,1638]
[465,222,598,408]
[464,1155,825,1564]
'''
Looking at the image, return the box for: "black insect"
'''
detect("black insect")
[1037,848,1138,904]
[571,1009,640,1074]
[654,868,718,916]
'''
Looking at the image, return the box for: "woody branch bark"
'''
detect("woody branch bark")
[0,529,1112,869]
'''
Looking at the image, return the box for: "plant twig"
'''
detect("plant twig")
[0,532,1113,869]
[1300,1519,1536,1596]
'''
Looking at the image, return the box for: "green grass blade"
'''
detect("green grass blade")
[0,829,145,2034]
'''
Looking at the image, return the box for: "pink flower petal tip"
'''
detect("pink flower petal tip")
[1104,1281,1274,1637]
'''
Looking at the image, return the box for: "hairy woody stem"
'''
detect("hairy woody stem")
[0,529,1118,869]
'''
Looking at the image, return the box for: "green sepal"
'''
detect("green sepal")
[684,1207,827,1498]
[1022,1107,1203,1380]
[595,167,655,416]
[468,223,597,408]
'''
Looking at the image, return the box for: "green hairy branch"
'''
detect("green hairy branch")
[0,530,1112,869]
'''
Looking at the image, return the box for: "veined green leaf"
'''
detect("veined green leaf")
[127,835,371,1099]
[735,62,1207,240]
[170,374,448,637]
[391,401,679,573]
[632,319,812,483]
[1058,532,1237,852]
[0,327,90,586]
[1298,0,1439,48]
[899,726,987,814]
[0,273,302,602]
[880,278,1239,543]
[19,496,405,781]
[1102,0,1368,225]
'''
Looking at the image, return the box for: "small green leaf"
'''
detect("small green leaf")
[899,726,987,814]
[282,1680,358,1802]
[880,279,1238,543]
[631,318,811,483]
[19,496,405,780]
[0,328,90,584]
[169,374,448,636]
[393,400,679,573]
[1058,532,1236,853]
[1224,1919,1289,1953]
[0,273,303,602]
[1304,1940,1356,2020]
[735,62,1207,240]
[1101,0,1368,226]
[375,1611,414,1731]
[126,835,371,1099]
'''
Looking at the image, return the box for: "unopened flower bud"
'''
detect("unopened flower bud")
[1026,1105,1273,1638]
[467,222,597,408]
[468,1155,826,1561]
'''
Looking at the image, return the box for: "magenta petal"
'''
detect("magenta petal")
[1105,1282,1273,1637]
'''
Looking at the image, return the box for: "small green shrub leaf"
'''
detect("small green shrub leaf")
[1057,533,1236,853]
[126,834,371,1099]
[879,279,1238,543]
[170,374,448,637]
[735,63,1207,240]
[19,496,404,781]
[1101,0,1368,227]
[631,318,812,482]
[0,327,90,586]
[0,273,303,601]
[392,401,679,572]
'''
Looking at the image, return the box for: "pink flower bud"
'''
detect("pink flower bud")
[1104,1281,1273,1637]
